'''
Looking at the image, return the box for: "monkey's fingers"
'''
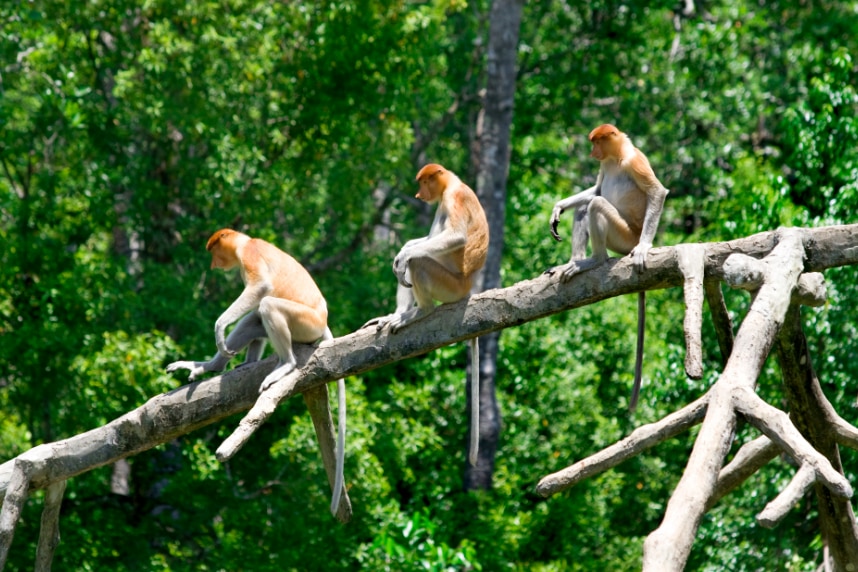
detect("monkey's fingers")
[186,367,206,382]
[629,244,651,272]
[396,276,413,288]
[550,219,563,242]
[216,344,238,359]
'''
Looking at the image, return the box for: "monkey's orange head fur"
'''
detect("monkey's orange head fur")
[206,228,242,270]
[415,163,448,203]
[588,124,622,161]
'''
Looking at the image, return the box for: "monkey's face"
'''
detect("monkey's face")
[415,177,441,203]
[210,248,237,270]
[588,124,620,161]
[590,134,619,161]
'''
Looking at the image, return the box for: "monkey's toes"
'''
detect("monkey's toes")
[560,267,579,282]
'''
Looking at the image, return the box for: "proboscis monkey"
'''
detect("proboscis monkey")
[547,124,669,410]
[363,164,489,466]
[166,229,346,515]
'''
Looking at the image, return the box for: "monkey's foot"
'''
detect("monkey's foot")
[166,360,206,382]
[543,262,582,282]
[559,262,584,282]
[259,362,297,393]
[547,257,603,283]
[361,314,394,331]
[388,307,429,334]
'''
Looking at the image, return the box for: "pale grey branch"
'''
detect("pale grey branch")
[757,464,816,528]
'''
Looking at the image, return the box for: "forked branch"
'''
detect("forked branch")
[535,229,858,571]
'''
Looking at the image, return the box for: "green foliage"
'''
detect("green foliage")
[2,0,858,570]
[69,331,180,428]
[357,509,481,571]
[781,48,858,220]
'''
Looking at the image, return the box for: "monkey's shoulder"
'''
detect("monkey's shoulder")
[243,239,305,274]
[621,149,665,189]
[444,182,486,223]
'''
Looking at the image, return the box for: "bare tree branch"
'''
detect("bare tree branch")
[757,464,816,527]
[0,459,31,568]
[35,480,66,572]
[536,395,709,496]
[703,278,734,365]
[641,229,849,571]
[676,244,705,379]
[775,303,858,566]
[708,436,780,510]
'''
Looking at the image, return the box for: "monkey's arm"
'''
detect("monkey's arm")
[395,226,466,273]
[628,158,669,269]
[550,185,598,241]
[215,283,271,356]
[392,228,466,288]
[402,236,430,250]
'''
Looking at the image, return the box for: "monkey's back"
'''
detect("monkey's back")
[451,184,489,277]
[244,238,328,314]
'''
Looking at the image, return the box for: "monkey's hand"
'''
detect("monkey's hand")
[392,252,413,288]
[214,322,238,358]
[166,361,207,382]
[216,340,237,358]
[629,242,652,272]
[549,205,565,242]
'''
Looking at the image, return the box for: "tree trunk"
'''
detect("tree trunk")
[466,0,523,491]
[774,305,858,570]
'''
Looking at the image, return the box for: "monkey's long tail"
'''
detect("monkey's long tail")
[468,337,480,466]
[630,292,646,411]
[330,377,346,515]
[322,327,346,517]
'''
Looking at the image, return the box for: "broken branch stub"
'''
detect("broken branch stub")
[676,244,706,379]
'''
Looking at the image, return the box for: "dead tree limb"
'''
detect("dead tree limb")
[1,224,858,570]
[35,480,65,572]
[676,244,705,379]
[536,395,709,495]
[532,228,858,571]
[640,230,812,570]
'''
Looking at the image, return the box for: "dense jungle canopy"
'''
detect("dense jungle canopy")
[1,0,858,570]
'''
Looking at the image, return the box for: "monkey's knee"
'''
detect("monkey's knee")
[587,196,611,215]
[257,296,277,320]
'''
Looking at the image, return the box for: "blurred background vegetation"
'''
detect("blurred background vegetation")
[1,0,857,569]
